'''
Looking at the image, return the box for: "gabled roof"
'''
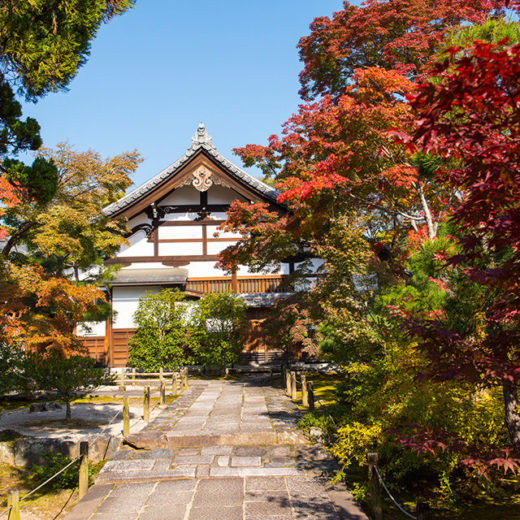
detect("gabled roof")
[104,123,279,217]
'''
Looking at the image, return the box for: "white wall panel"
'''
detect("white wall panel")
[161,186,199,205]
[112,286,161,329]
[206,241,236,255]
[206,225,239,240]
[158,225,202,240]
[77,321,106,337]
[159,242,203,256]
[208,212,227,221]
[121,262,165,270]
[118,231,154,257]
[163,212,198,221]
[208,185,246,204]
[127,213,151,228]
[186,261,223,277]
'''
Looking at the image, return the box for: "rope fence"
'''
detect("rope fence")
[0,367,190,520]
[281,366,431,520]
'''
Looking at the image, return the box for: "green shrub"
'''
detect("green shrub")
[129,290,246,370]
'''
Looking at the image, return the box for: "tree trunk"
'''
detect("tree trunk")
[65,401,72,421]
[503,380,520,452]
[415,182,436,240]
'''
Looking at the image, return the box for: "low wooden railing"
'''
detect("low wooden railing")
[186,275,287,295]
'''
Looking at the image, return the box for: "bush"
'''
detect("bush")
[128,290,247,370]
[191,292,246,367]
[28,351,112,420]
[128,290,196,370]
[32,452,80,491]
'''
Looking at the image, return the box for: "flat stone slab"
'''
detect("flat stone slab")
[66,377,366,520]
[67,476,368,519]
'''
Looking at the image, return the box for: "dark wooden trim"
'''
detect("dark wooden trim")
[153,229,159,256]
[112,151,274,219]
[155,204,229,214]
[158,219,226,227]
[156,237,236,243]
[106,255,220,264]
[202,225,207,255]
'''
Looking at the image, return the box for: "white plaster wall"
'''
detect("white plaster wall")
[208,212,227,221]
[206,241,236,256]
[206,225,239,240]
[158,226,202,240]
[77,321,106,337]
[127,213,151,228]
[208,185,246,204]
[163,212,199,221]
[118,230,154,257]
[161,186,199,205]
[160,242,203,256]
[186,261,225,277]
[112,286,162,329]
[120,262,165,270]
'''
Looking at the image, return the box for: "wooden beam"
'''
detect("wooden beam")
[106,255,220,264]
[202,225,207,255]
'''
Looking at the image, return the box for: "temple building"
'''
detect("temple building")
[78,124,294,367]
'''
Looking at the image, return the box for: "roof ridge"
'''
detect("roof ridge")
[103,124,279,216]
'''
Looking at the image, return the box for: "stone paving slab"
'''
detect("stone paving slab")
[66,477,368,520]
[64,377,368,520]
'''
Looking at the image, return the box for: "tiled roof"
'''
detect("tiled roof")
[104,123,279,216]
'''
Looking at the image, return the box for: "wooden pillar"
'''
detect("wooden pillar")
[285,369,291,396]
[144,386,150,423]
[367,452,383,520]
[8,489,20,520]
[108,288,113,368]
[123,397,130,436]
[232,269,238,293]
[160,381,166,405]
[307,381,315,410]
[301,374,308,407]
[290,371,297,400]
[78,441,89,499]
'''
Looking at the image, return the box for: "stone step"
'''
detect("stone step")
[125,430,307,449]
[96,465,305,484]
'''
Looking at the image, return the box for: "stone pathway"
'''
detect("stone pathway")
[64,377,368,520]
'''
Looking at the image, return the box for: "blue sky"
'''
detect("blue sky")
[21,0,344,188]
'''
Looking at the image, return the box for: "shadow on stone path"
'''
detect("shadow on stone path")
[64,377,368,520]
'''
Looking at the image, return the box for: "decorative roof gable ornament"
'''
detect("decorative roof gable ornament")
[181,166,231,192]
[188,122,216,151]
[191,166,213,192]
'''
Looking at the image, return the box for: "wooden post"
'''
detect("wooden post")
[182,368,188,390]
[307,381,315,410]
[118,370,126,391]
[367,452,383,520]
[123,397,130,436]
[285,368,291,396]
[144,386,150,423]
[159,367,164,381]
[160,380,166,405]
[78,441,89,500]
[172,374,178,395]
[7,489,20,520]
[301,374,308,407]
[290,371,297,400]
[416,503,431,520]
[132,368,136,384]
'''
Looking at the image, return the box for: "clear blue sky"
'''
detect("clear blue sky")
[21,0,345,188]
